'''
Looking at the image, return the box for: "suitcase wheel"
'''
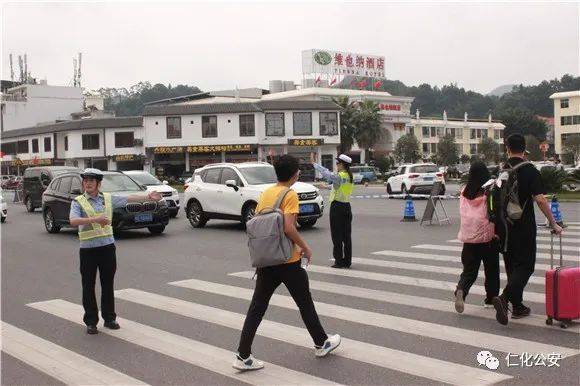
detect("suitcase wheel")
[546,317,553,326]
[560,321,568,329]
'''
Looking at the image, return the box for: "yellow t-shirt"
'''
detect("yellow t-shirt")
[256,185,301,264]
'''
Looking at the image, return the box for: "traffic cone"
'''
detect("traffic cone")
[550,195,564,226]
[401,195,417,222]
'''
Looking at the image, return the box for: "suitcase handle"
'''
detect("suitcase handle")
[550,231,563,269]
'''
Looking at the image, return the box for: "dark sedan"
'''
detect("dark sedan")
[41,171,169,234]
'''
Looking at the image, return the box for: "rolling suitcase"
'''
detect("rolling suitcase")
[545,232,580,329]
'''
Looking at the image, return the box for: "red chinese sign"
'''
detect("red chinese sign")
[379,104,401,111]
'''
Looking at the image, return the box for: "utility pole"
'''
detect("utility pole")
[24,54,28,83]
[77,52,82,88]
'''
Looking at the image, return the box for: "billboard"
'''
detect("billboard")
[302,49,385,78]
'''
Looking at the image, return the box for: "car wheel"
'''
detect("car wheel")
[148,225,165,234]
[187,200,207,228]
[25,196,35,212]
[298,219,317,229]
[386,184,393,194]
[43,208,61,233]
[242,202,257,225]
[361,178,369,184]
[169,211,178,218]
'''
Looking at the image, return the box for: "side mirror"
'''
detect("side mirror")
[162,180,168,185]
[71,189,82,195]
[225,180,239,191]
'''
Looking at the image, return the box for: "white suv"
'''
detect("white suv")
[184,162,324,228]
[386,163,445,195]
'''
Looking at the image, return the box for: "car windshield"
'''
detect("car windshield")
[127,172,161,186]
[51,169,75,176]
[239,166,278,185]
[101,174,143,192]
[411,165,438,173]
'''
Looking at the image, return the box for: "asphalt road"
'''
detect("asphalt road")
[2,185,579,386]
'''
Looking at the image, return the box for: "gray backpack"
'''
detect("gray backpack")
[246,188,294,268]
[501,161,532,223]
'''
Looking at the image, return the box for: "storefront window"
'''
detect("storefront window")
[202,116,218,138]
[239,114,255,137]
[166,116,182,139]
[17,140,29,153]
[320,112,338,136]
[266,113,285,136]
[32,139,39,153]
[115,131,135,148]
[82,134,100,150]
[293,112,312,136]
[44,137,51,152]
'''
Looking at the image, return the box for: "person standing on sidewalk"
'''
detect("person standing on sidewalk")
[454,161,500,313]
[310,153,354,269]
[69,168,162,335]
[234,155,341,371]
[492,134,563,325]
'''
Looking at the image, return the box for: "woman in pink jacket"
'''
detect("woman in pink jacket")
[454,161,500,313]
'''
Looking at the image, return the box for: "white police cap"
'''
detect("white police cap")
[80,168,104,180]
[336,154,353,164]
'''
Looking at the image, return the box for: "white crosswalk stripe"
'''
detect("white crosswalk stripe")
[447,238,580,245]
[238,264,545,303]
[173,278,579,357]
[414,244,580,262]
[116,288,510,385]
[372,250,555,272]
[538,229,580,237]
[344,257,544,285]
[27,299,340,386]
[1,322,149,385]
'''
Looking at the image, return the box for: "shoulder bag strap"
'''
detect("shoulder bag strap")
[273,187,292,210]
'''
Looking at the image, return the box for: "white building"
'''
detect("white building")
[408,111,505,158]
[549,90,580,158]
[1,83,84,132]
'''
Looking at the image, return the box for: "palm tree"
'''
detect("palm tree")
[353,100,383,162]
[332,96,357,153]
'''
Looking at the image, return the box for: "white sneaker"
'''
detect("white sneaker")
[232,354,264,371]
[315,334,341,357]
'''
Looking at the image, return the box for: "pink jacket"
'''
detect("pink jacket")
[457,192,495,244]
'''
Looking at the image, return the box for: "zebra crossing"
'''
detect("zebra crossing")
[4,234,580,385]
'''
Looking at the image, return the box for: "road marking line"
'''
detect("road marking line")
[27,300,339,386]
[371,250,554,272]
[346,257,544,285]
[173,278,579,357]
[446,239,579,251]
[414,244,579,262]
[117,288,509,386]
[448,237,580,245]
[1,322,148,385]
[258,263,545,303]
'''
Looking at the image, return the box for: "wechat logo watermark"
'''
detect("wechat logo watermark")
[477,350,500,370]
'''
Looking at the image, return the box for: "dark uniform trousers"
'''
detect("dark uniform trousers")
[501,226,537,307]
[80,243,117,325]
[457,241,500,300]
[329,201,352,267]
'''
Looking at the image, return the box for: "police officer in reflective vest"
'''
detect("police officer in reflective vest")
[311,153,355,268]
[69,168,162,334]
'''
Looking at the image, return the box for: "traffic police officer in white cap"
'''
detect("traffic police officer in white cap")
[69,168,162,334]
[311,153,355,268]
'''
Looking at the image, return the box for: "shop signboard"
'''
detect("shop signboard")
[187,144,254,153]
[302,49,385,78]
[10,158,53,166]
[288,138,324,147]
[114,154,137,162]
[153,146,185,154]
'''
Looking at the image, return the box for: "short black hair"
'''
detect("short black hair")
[505,134,526,153]
[273,155,299,182]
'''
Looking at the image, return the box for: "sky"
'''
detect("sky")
[1,1,579,94]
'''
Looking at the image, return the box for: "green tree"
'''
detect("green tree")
[436,134,460,166]
[562,136,580,165]
[478,137,500,165]
[460,154,471,164]
[525,135,543,161]
[497,108,548,139]
[333,96,357,152]
[394,134,422,163]
[353,100,383,162]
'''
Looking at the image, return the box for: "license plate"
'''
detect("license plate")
[300,204,315,214]
[423,177,434,181]
[134,213,153,223]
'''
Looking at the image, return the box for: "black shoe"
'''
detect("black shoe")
[104,320,120,330]
[454,289,465,314]
[492,295,509,325]
[483,298,494,308]
[331,264,344,269]
[86,325,98,335]
[512,304,531,319]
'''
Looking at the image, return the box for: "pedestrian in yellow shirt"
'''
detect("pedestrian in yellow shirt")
[233,155,341,371]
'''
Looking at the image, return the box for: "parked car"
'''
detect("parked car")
[351,165,378,184]
[23,166,79,212]
[41,170,169,234]
[184,162,324,229]
[123,170,180,218]
[0,188,7,223]
[386,163,445,194]
[2,175,22,190]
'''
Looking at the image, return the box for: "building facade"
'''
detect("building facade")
[549,91,580,157]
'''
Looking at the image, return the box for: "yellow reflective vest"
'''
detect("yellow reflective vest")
[329,171,354,203]
[75,193,113,241]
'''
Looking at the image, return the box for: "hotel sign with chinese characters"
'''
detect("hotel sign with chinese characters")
[302,49,385,78]
[288,138,324,147]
